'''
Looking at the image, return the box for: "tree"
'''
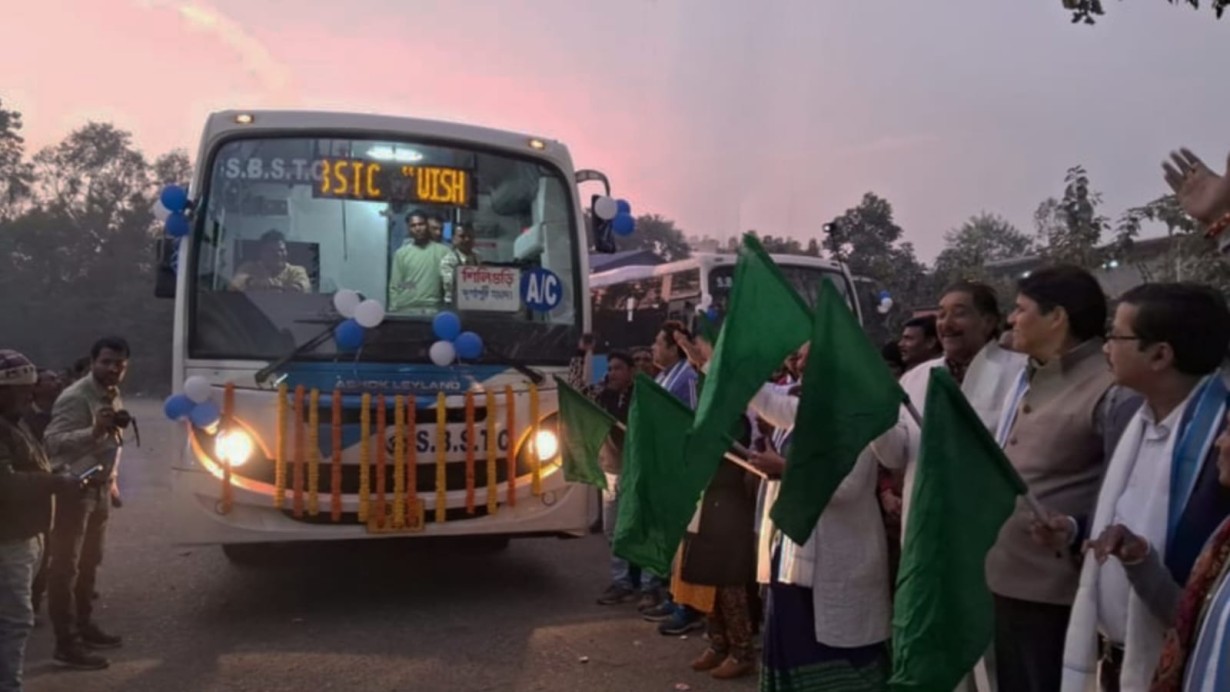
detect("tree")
[1113,194,1230,293]
[153,149,192,188]
[933,213,1035,286]
[613,213,691,262]
[747,231,805,255]
[1035,165,1109,270]
[0,99,33,222]
[1065,0,1227,23]
[822,192,936,343]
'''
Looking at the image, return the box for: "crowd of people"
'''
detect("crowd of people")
[574,147,1230,691]
[0,339,132,690]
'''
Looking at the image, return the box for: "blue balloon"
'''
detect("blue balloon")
[190,401,221,428]
[334,319,366,351]
[706,307,720,321]
[616,199,631,215]
[612,213,635,236]
[455,331,484,360]
[163,393,194,421]
[165,212,190,238]
[433,311,461,342]
[160,185,189,213]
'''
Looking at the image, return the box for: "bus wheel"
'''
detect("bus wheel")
[221,543,270,566]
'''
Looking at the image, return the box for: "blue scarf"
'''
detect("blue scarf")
[1168,375,1228,549]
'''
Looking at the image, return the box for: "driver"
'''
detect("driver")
[229,230,311,293]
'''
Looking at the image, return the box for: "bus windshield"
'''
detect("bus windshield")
[707,263,852,312]
[189,136,581,364]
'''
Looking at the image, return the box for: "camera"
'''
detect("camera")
[112,410,133,430]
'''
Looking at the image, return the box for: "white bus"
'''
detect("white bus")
[156,110,613,561]
[588,252,861,355]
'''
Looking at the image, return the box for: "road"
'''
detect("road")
[25,398,757,692]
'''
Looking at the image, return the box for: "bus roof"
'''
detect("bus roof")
[589,252,848,285]
[195,109,577,182]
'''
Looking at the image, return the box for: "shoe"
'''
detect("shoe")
[80,623,123,650]
[658,609,705,636]
[690,648,725,672]
[636,591,660,612]
[53,644,109,670]
[710,656,756,680]
[641,601,677,622]
[596,584,637,606]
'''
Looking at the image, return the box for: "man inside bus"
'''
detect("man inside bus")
[228,230,311,293]
[440,223,481,304]
[390,211,451,311]
[427,214,445,243]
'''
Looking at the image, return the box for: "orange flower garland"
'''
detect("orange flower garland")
[485,389,498,514]
[274,383,288,510]
[407,396,419,526]
[292,385,305,518]
[307,388,321,516]
[221,382,235,514]
[435,392,447,523]
[530,381,542,496]
[358,393,371,523]
[393,395,406,529]
[464,391,476,515]
[505,385,517,508]
[330,389,342,522]
[375,393,388,527]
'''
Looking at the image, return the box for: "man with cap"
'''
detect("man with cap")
[0,350,89,691]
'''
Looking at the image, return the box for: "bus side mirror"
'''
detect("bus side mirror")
[153,238,178,299]
[590,195,618,254]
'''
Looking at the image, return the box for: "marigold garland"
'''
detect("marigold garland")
[407,396,419,526]
[435,392,447,523]
[274,383,288,510]
[392,395,406,529]
[307,389,321,516]
[530,382,542,496]
[358,393,371,523]
[464,391,476,515]
[221,382,235,514]
[505,385,517,508]
[485,389,498,515]
[330,389,342,522]
[292,385,306,518]
[375,393,388,527]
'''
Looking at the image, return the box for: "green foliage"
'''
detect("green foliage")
[613,213,691,262]
[933,213,1035,286]
[1034,165,1110,269]
[1065,0,1227,24]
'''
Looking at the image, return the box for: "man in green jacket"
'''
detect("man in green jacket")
[0,349,86,691]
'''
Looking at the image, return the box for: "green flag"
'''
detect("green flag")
[890,369,1027,691]
[770,279,904,544]
[613,374,710,577]
[553,376,614,491]
[686,233,812,474]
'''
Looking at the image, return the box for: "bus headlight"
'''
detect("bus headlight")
[532,430,559,462]
[215,429,255,468]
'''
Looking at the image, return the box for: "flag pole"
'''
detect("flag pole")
[901,396,1048,518]
[613,420,767,479]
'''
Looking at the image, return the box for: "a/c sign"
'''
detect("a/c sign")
[521,268,563,312]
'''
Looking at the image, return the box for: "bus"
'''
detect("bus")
[156,110,611,561]
[588,252,861,356]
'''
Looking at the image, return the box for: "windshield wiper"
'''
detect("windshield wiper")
[474,344,545,385]
[255,320,341,386]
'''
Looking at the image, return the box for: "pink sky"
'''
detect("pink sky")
[3,0,1229,260]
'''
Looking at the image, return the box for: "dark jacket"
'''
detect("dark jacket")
[680,418,757,587]
[0,417,56,541]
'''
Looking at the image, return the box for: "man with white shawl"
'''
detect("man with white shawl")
[1060,284,1230,692]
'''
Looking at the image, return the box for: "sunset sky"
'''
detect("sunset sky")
[2,0,1227,259]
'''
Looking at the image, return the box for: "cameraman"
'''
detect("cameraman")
[43,337,130,671]
[0,350,89,691]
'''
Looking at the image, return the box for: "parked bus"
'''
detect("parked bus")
[588,252,861,356]
[155,110,613,561]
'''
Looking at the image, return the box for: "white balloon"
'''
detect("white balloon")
[429,340,456,367]
[333,289,362,318]
[152,200,171,222]
[593,196,618,221]
[183,376,212,404]
[354,299,385,328]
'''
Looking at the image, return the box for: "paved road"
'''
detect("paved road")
[23,398,756,692]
